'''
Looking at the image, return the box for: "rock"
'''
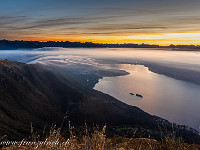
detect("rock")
[136,94,143,98]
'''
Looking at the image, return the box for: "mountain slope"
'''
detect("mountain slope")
[0,59,199,143]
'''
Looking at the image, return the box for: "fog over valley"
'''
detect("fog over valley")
[0,47,200,131]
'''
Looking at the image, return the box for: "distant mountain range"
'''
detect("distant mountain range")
[0,59,199,143]
[0,39,200,49]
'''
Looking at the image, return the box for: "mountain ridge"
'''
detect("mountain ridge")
[0,59,199,143]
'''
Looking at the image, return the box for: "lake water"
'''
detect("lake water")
[0,48,200,131]
[94,64,200,131]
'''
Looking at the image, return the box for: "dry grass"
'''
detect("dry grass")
[1,121,200,150]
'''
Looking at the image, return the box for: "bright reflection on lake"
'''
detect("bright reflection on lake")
[94,64,200,131]
[0,48,200,131]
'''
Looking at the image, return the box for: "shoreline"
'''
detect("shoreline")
[97,59,200,86]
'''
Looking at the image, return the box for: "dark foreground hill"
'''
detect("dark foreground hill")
[0,59,199,143]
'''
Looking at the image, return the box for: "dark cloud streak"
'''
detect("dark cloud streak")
[0,0,200,42]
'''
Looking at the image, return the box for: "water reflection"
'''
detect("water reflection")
[0,48,200,131]
[94,64,200,131]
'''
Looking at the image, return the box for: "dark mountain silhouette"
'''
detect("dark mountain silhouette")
[0,59,199,143]
[0,39,200,49]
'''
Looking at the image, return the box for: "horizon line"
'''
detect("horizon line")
[1,39,200,47]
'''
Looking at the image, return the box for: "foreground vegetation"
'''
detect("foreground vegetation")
[1,122,200,150]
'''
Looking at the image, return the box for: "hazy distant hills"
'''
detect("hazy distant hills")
[0,59,199,143]
[1,39,200,49]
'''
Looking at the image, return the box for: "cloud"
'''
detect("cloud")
[0,0,200,44]
[0,15,29,26]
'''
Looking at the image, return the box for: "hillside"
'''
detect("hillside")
[0,59,199,144]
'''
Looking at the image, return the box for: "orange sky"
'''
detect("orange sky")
[1,0,200,45]
[18,32,200,46]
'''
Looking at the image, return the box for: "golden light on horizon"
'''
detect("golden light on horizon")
[20,32,200,46]
[1,0,200,46]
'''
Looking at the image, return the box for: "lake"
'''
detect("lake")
[0,48,200,131]
[94,64,200,131]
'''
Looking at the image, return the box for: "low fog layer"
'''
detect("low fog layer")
[0,48,200,85]
[0,48,200,131]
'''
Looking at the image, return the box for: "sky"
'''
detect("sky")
[0,0,200,45]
